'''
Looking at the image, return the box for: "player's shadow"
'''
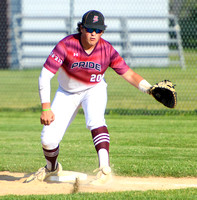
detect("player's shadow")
[0,174,29,181]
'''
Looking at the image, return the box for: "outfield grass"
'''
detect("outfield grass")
[0,50,196,111]
[0,50,196,198]
[0,111,196,199]
[1,112,196,176]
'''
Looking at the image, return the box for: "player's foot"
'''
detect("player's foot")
[90,166,112,186]
[24,163,62,183]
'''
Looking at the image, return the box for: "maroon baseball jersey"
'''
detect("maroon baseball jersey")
[44,33,130,92]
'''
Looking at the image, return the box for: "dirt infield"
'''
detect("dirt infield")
[0,171,197,196]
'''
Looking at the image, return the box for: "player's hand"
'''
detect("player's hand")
[40,110,55,125]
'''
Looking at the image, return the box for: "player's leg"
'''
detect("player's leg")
[91,126,110,167]
[41,87,80,171]
[84,81,109,168]
[82,81,111,184]
[25,87,80,182]
[82,81,109,167]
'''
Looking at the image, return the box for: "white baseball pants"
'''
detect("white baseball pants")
[41,80,107,150]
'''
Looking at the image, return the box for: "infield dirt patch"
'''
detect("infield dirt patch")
[0,171,197,196]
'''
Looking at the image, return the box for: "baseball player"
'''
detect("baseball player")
[25,10,151,185]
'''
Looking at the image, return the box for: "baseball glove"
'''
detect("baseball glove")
[148,80,177,108]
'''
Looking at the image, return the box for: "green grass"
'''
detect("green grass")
[0,111,197,199]
[0,50,197,198]
[0,50,197,111]
[1,188,197,200]
[1,112,196,176]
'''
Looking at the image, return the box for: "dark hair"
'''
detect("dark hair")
[77,22,83,33]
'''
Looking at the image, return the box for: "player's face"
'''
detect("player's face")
[81,26,103,49]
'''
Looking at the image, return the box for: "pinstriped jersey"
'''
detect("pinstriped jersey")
[44,33,129,93]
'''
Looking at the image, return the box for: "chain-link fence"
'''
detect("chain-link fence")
[0,0,196,112]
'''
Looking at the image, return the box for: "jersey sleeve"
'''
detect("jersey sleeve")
[109,47,130,75]
[43,40,66,74]
[38,67,55,103]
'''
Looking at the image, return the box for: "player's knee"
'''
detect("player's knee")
[87,121,107,131]
[42,143,58,150]
[41,135,60,150]
[41,140,59,150]
[85,115,106,130]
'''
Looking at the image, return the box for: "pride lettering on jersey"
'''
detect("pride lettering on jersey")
[71,62,101,72]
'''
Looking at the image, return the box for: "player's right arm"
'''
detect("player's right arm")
[39,67,55,125]
[39,39,66,125]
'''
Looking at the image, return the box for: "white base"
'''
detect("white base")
[46,171,87,182]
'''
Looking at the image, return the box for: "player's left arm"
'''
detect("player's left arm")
[121,68,152,94]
